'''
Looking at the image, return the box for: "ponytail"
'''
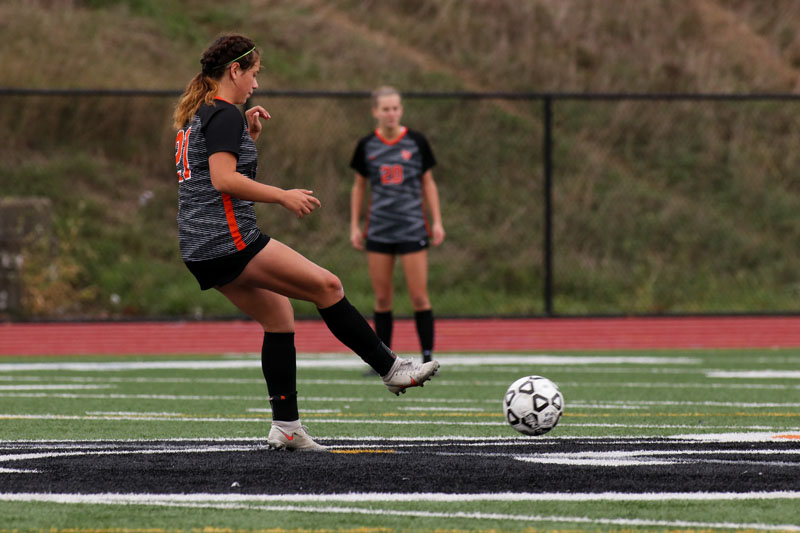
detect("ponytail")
[173,73,218,130]
[173,34,258,130]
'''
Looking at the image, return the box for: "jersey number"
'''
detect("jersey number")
[380,164,403,185]
[175,127,192,182]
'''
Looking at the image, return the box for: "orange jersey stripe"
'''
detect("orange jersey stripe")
[375,126,408,146]
[221,193,246,251]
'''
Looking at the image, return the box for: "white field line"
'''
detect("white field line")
[0,413,796,431]
[2,371,800,390]
[0,375,265,384]
[0,385,114,391]
[570,400,800,408]
[0,445,259,465]
[2,381,799,393]
[0,413,502,426]
[511,448,800,467]
[0,355,700,373]
[0,393,268,401]
[1,433,797,445]
[4,391,800,411]
[0,493,797,531]
[568,382,800,390]
[708,370,800,379]
[0,367,709,382]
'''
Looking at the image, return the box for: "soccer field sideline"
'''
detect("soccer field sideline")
[4,315,800,355]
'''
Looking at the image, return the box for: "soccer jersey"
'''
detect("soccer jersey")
[175,98,261,262]
[350,127,436,244]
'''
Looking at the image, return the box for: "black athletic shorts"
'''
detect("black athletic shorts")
[365,237,429,255]
[184,232,271,290]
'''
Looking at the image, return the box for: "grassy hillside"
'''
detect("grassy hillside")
[3,0,800,319]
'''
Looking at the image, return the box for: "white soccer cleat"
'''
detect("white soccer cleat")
[267,425,326,451]
[382,357,440,395]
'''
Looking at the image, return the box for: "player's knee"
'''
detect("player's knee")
[320,271,344,300]
[410,295,430,310]
[375,295,393,310]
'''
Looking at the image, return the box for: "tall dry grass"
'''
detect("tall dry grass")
[4,0,800,318]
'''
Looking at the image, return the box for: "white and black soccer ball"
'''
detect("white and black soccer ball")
[503,375,564,436]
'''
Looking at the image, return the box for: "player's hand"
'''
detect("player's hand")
[350,227,365,251]
[245,105,270,139]
[281,189,321,218]
[431,223,446,246]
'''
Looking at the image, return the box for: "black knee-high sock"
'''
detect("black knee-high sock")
[374,310,393,349]
[415,309,434,362]
[318,296,395,375]
[261,331,298,422]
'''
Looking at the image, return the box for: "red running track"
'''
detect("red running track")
[2,316,800,355]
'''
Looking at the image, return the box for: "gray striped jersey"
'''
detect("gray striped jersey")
[175,99,261,262]
[350,128,437,243]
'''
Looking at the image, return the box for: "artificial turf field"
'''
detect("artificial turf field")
[0,347,799,531]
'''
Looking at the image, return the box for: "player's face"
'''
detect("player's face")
[232,59,261,104]
[373,94,403,130]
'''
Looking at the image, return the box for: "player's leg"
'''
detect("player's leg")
[216,281,323,450]
[401,249,434,363]
[236,238,439,395]
[236,239,412,378]
[367,251,396,348]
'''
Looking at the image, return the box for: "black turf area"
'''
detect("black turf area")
[1,438,798,495]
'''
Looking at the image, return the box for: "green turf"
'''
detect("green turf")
[1,348,799,531]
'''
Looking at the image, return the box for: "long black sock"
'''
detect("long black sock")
[318,296,396,375]
[374,310,393,348]
[415,309,434,362]
[261,331,298,422]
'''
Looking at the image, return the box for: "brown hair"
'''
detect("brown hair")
[173,34,259,130]
[370,85,401,108]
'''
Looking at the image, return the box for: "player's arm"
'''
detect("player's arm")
[350,173,367,250]
[421,170,445,246]
[208,151,320,219]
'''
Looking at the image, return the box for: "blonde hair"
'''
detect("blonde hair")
[371,85,401,108]
[173,34,259,130]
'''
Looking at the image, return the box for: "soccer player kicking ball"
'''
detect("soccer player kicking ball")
[173,34,439,451]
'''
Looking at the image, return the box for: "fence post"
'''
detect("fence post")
[542,96,554,316]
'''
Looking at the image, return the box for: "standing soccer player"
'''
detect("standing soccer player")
[350,86,445,364]
[173,36,439,451]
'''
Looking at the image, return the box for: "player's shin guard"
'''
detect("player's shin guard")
[374,310,393,348]
[318,296,396,375]
[415,309,434,363]
[261,332,299,421]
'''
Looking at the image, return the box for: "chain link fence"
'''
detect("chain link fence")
[2,89,799,319]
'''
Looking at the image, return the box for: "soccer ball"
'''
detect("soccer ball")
[503,375,564,436]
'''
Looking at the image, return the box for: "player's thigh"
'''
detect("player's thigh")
[237,238,343,307]
[216,282,294,332]
[400,249,430,308]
